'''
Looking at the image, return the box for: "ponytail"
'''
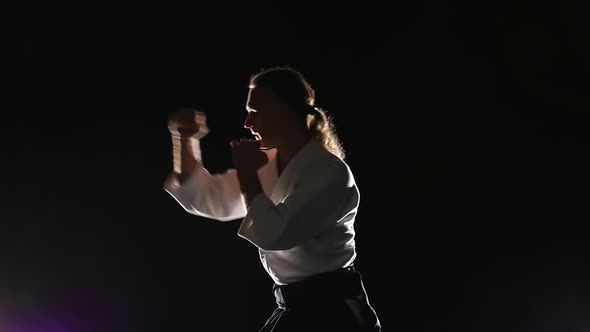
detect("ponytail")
[308,107,346,160]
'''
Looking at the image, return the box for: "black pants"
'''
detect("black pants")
[258,265,381,332]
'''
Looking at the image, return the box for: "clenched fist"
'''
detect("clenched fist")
[231,139,269,173]
[168,108,209,139]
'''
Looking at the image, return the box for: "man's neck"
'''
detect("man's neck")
[276,131,313,175]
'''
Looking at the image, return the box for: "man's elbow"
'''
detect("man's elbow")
[163,173,180,191]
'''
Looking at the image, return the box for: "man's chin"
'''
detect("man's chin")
[258,139,275,150]
[258,140,270,149]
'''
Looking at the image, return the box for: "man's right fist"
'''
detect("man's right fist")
[168,108,209,139]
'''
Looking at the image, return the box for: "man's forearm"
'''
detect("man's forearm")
[236,169,264,207]
[172,133,203,183]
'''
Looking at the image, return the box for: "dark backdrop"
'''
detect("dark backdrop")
[7,2,590,331]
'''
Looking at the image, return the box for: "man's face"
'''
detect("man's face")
[244,86,290,148]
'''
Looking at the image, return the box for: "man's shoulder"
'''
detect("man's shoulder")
[305,149,354,185]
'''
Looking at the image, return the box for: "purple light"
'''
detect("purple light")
[1,317,78,332]
[0,293,122,332]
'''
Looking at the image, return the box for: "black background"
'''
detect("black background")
[7,2,590,331]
